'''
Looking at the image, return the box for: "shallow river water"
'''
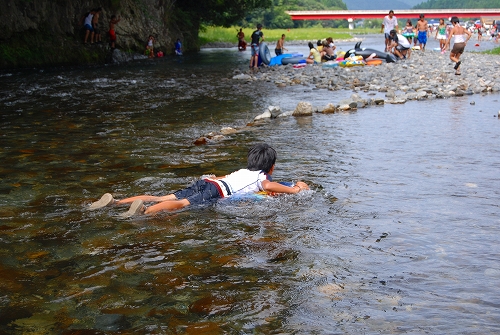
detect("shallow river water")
[1,39,500,334]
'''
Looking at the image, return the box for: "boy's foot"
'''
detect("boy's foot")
[455,70,461,75]
[454,61,461,70]
[120,199,145,218]
[89,193,115,210]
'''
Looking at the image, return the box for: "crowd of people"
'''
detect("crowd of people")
[80,7,182,57]
[240,23,338,68]
[306,38,337,64]
[381,10,473,74]
[242,14,477,76]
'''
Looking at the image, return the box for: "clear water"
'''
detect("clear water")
[1,41,500,334]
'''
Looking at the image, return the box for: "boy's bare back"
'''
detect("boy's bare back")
[110,16,120,30]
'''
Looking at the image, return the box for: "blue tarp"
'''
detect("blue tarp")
[268,53,303,66]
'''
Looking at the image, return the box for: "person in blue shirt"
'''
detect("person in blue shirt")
[175,38,182,55]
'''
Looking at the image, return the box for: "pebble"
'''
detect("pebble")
[197,51,500,145]
[235,51,500,111]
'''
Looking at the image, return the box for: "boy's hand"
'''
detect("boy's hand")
[295,181,309,192]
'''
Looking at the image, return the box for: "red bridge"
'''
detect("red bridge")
[286,9,500,20]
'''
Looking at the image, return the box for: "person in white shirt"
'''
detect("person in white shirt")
[89,143,310,216]
[388,29,411,60]
[381,10,399,52]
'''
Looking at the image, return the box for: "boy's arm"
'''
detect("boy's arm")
[262,180,309,194]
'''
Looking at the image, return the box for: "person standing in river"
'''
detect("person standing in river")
[237,28,246,51]
[250,23,264,69]
[416,14,429,51]
[445,16,472,76]
[402,19,415,46]
[275,34,287,56]
[381,10,398,52]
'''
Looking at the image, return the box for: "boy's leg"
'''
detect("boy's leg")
[116,194,177,205]
[89,193,178,210]
[144,199,191,214]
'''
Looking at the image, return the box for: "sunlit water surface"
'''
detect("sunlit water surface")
[0,43,499,334]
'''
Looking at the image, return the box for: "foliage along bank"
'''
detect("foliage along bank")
[0,0,271,69]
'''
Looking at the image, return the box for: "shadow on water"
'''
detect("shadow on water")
[1,46,500,334]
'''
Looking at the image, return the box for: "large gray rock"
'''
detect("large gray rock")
[293,101,313,117]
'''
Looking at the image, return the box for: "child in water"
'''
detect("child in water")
[435,19,447,53]
[146,35,155,58]
[89,143,309,217]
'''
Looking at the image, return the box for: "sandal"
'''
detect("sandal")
[120,199,145,218]
[455,71,461,75]
[89,193,115,210]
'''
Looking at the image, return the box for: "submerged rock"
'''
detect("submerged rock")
[220,127,237,135]
[293,101,313,117]
[322,103,337,114]
[254,110,271,120]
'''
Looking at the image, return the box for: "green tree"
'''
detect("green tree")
[176,0,273,30]
[414,0,500,9]
[240,0,347,29]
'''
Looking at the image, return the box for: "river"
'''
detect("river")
[0,35,499,334]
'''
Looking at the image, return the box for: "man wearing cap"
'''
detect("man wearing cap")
[416,14,429,51]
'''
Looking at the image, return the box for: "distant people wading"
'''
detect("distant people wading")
[416,14,429,51]
[381,10,399,52]
[250,24,264,69]
[435,19,447,53]
[445,16,472,76]
[402,19,415,45]
[237,28,246,51]
[275,34,287,56]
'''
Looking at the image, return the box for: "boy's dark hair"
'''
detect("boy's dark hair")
[247,143,276,173]
[451,16,459,23]
[317,40,322,46]
[111,15,117,20]
[257,23,262,29]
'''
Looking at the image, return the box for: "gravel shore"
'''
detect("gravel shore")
[231,50,500,114]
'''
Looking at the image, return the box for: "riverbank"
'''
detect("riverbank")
[231,50,500,116]
[199,26,357,47]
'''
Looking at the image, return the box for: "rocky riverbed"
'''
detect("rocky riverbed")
[232,51,500,114]
[193,49,500,144]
